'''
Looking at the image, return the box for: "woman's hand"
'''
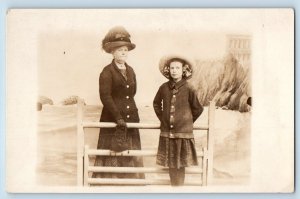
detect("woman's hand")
[116,119,127,129]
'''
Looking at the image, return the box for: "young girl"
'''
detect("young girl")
[153,55,203,186]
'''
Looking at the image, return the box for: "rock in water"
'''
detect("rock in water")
[37,102,42,111]
[239,94,250,112]
[38,96,54,105]
[62,96,86,105]
[247,97,252,106]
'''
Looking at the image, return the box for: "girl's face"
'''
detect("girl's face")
[169,61,183,82]
[112,46,128,64]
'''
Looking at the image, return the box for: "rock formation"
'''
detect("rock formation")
[37,96,54,111]
[189,54,251,112]
[61,95,86,105]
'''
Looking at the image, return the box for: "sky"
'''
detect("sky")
[34,9,257,106]
[38,30,229,105]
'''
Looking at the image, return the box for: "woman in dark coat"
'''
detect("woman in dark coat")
[92,26,144,179]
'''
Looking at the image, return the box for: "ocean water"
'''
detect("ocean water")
[37,105,250,186]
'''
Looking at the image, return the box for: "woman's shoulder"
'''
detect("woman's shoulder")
[100,63,116,76]
[102,63,113,72]
[99,64,114,79]
[125,63,135,73]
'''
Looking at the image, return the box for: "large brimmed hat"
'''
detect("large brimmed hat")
[159,55,194,79]
[102,26,136,53]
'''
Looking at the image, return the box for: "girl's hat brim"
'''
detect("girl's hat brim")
[159,55,194,79]
[103,41,136,53]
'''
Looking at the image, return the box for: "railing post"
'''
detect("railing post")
[207,101,215,185]
[79,105,213,186]
[202,148,207,186]
[84,145,89,186]
[77,98,84,186]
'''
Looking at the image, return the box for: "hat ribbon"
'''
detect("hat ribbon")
[110,37,131,43]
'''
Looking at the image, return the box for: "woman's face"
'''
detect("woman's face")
[112,46,128,64]
[169,61,183,82]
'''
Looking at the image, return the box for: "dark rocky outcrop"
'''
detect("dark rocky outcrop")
[189,54,251,112]
[61,95,86,106]
[37,96,54,111]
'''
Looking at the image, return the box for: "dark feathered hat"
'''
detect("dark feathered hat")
[102,26,136,53]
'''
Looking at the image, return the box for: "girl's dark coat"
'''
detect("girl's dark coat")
[153,79,203,138]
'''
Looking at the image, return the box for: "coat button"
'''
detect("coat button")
[127,115,130,118]
[127,105,130,109]
[126,85,129,88]
[171,105,174,108]
[173,95,176,98]
[170,115,173,118]
[126,96,129,99]
[170,133,174,137]
[170,125,173,128]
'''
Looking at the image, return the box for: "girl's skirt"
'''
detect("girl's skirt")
[156,137,198,169]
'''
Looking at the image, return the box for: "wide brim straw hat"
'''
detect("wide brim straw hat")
[102,26,136,53]
[159,55,194,79]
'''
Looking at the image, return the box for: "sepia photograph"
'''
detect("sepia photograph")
[6,9,294,193]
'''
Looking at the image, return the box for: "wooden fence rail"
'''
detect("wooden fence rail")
[77,99,215,186]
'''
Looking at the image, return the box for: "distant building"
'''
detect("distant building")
[226,34,251,68]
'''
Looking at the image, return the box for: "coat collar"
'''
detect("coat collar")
[112,59,128,70]
[111,60,133,83]
[168,79,186,90]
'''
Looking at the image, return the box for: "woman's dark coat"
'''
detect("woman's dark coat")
[93,60,144,179]
[99,60,140,123]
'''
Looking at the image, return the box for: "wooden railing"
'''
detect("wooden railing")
[77,99,215,186]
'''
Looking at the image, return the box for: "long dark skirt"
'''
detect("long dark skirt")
[92,128,145,179]
[156,137,198,169]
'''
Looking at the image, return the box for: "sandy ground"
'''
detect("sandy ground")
[36,105,251,186]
